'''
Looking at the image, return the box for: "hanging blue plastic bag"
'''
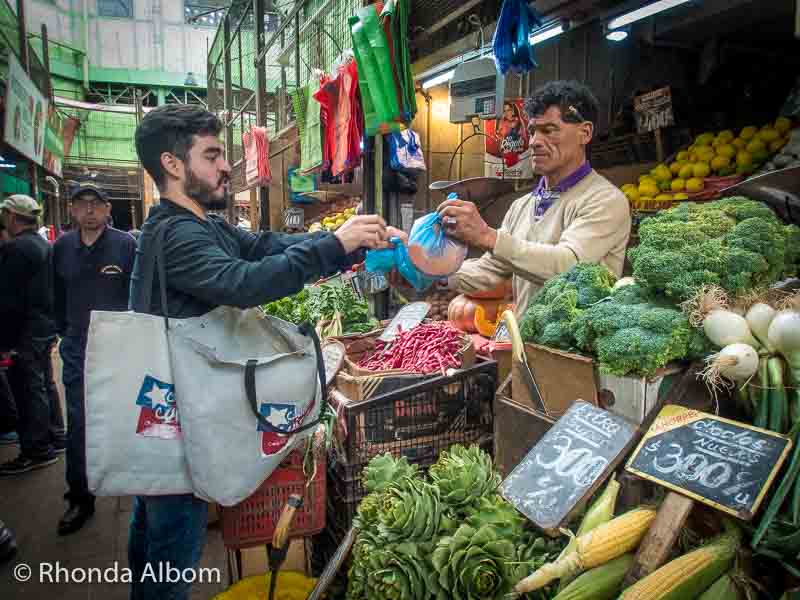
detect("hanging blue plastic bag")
[492,0,542,75]
[406,210,468,278]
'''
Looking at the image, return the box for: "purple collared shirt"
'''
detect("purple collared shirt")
[532,162,593,219]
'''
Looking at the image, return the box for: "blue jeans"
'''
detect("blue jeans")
[128,494,208,600]
[60,335,92,504]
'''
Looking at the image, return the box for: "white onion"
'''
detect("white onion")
[746,303,777,350]
[703,309,760,349]
[715,343,760,382]
[768,310,800,362]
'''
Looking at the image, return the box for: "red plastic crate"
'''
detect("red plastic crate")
[221,448,326,550]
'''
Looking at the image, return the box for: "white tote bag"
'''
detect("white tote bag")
[170,306,323,507]
[85,309,194,496]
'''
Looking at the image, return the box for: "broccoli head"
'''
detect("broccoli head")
[519,263,616,350]
[631,197,792,301]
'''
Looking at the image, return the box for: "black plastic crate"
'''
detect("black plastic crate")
[331,358,497,465]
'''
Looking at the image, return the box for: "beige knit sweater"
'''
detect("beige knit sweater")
[452,170,632,315]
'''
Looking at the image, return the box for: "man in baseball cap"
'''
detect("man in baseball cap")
[0,194,65,477]
[53,179,136,534]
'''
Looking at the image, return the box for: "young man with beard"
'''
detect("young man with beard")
[441,80,631,316]
[53,181,137,535]
[129,104,395,600]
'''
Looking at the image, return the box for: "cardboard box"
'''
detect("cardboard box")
[237,539,309,579]
[494,394,554,477]
[511,342,686,424]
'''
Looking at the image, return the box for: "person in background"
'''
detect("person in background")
[0,519,17,563]
[0,195,64,475]
[53,181,136,535]
[128,103,397,600]
[441,80,631,315]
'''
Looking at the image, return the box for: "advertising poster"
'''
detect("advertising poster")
[484,98,533,179]
[3,53,49,166]
[44,104,65,177]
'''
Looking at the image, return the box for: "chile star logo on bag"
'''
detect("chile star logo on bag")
[258,403,301,456]
[135,375,181,439]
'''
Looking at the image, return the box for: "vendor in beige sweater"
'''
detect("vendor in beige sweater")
[441,80,631,315]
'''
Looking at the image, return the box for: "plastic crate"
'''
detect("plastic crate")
[331,357,497,465]
[221,449,326,550]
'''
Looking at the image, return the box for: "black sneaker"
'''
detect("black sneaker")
[0,520,17,564]
[52,441,66,455]
[0,454,58,476]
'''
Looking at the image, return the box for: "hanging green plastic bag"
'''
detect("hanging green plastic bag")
[382,0,416,122]
[360,4,401,123]
[299,79,323,172]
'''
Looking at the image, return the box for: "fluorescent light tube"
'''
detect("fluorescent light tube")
[606,30,629,41]
[608,0,693,30]
[422,69,455,90]
[529,23,564,45]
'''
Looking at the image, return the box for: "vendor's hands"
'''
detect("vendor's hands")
[385,226,408,245]
[335,215,388,253]
[438,198,497,252]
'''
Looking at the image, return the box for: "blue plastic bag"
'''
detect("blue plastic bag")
[365,238,436,292]
[406,212,467,278]
[492,0,543,75]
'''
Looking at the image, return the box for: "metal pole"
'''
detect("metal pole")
[16,0,39,205]
[255,0,270,231]
[41,23,60,228]
[223,15,236,224]
[295,12,301,89]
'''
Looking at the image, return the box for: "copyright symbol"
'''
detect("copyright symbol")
[13,563,32,582]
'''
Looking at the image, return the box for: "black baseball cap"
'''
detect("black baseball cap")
[68,180,110,203]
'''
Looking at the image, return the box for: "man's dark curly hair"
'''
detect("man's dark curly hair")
[524,80,600,126]
[135,104,223,189]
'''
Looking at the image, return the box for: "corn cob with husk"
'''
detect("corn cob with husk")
[697,572,744,600]
[552,553,634,600]
[557,475,621,591]
[514,507,656,593]
[618,527,741,600]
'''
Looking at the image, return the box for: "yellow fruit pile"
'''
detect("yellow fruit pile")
[309,206,357,233]
[621,117,792,211]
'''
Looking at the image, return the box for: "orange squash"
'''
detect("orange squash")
[448,295,506,333]
[473,303,511,337]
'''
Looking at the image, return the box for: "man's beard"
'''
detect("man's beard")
[185,167,228,211]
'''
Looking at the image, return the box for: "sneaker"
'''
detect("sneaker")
[0,454,58,476]
[52,441,66,455]
[0,431,18,446]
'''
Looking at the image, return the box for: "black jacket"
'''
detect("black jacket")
[130,200,360,318]
[0,230,55,349]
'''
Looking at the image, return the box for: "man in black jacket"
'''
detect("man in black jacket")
[0,195,65,476]
[128,104,394,600]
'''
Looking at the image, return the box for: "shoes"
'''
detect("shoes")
[0,454,58,476]
[0,520,17,564]
[52,441,66,455]
[0,431,18,446]
[58,503,95,536]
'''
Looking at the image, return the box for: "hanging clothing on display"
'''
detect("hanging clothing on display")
[299,78,324,174]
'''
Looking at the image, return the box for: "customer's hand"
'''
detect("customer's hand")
[335,215,388,253]
[374,226,408,250]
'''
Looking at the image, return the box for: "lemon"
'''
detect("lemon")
[674,193,689,200]
[692,162,711,178]
[639,182,659,197]
[717,130,735,143]
[624,188,640,203]
[758,127,780,143]
[655,193,673,201]
[677,150,690,162]
[639,174,657,185]
[710,156,731,172]
[736,151,753,168]
[695,133,715,146]
[652,164,672,183]
[686,178,705,193]
[671,178,686,192]
[775,117,792,135]
[659,180,673,192]
[733,138,747,150]
[740,126,758,141]
[678,164,694,179]
[715,144,735,159]
[622,183,637,193]
[696,147,716,162]
[669,162,683,176]
[745,139,765,154]
[770,138,788,153]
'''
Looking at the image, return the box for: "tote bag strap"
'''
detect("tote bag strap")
[137,216,179,330]
[244,321,325,435]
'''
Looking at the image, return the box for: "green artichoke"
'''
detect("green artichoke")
[431,523,516,600]
[466,494,526,538]
[353,491,386,530]
[363,453,420,494]
[428,445,501,515]
[378,477,449,542]
[357,541,445,600]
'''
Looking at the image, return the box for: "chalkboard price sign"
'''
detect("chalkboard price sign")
[500,401,637,532]
[634,87,675,134]
[379,302,431,342]
[626,405,792,520]
[493,319,511,343]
